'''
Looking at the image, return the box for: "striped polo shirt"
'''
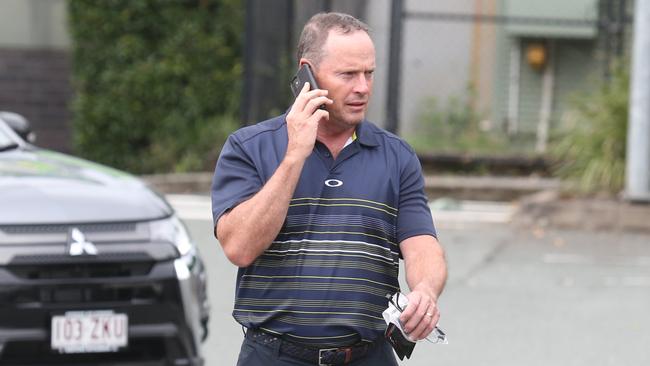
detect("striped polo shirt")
[211,114,436,346]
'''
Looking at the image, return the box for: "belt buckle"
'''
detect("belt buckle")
[318,348,339,366]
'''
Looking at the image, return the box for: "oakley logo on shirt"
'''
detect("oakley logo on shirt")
[324,179,343,187]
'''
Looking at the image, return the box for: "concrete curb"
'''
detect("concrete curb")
[513,190,650,233]
[142,172,562,200]
[424,175,561,201]
[141,172,650,233]
[142,172,213,195]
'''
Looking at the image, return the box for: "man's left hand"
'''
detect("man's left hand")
[398,285,440,341]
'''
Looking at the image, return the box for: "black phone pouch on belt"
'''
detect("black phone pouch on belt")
[384,322,416,360]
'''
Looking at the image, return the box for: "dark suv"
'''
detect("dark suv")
[0,112,209,365]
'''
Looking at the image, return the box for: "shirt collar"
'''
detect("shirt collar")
[281,113,380,147]
[355,120,380,147]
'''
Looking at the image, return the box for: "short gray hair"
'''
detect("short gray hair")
[296,12,370,67]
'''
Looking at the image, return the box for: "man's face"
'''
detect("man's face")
[311,30,375,128]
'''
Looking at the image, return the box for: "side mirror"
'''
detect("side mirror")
[0,111,36,143]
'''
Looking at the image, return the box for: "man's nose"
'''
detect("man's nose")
[352,73,370,94]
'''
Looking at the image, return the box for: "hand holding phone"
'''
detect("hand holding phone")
[284,65,331,161]
[290,64,326,110]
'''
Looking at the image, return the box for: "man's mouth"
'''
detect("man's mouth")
[347,101,366,109]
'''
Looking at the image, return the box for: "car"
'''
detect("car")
[0,111,210,365]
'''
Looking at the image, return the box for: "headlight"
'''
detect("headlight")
[149,214,198,272]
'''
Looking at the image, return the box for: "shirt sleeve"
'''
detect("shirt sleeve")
[211,134,262,231]
[396,151,437,243]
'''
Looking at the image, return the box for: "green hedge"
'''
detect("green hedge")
[69,0,242,173]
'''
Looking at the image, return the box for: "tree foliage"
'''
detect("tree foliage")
[68,0,242,173]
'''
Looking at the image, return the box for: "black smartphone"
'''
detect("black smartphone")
[290,64,321,97]
[290,64,326,110]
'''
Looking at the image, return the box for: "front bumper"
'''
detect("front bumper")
[0,256,207,365]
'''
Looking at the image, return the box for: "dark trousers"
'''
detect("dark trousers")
[236,333,399,366]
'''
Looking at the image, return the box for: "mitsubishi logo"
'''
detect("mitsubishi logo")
[67,228,98,256]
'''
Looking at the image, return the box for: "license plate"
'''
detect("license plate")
[51,311,128,353]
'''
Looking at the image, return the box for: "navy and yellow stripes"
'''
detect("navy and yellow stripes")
[289,197,398,217]
[233,196,401,346]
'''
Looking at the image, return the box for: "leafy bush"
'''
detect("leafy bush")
[550,64,628,194]
[69,0,242,173]
[407,90,514,155]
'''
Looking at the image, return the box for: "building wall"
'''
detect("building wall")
[400,0,475,137]
[365,0,612,153]
[551,39,601,127]
[0,49,72,150]
[365,0,497,137]
[504,0,598,38]
[493,0,603,150]
[0,0,72,152]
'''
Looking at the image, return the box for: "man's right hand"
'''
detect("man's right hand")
[216,82,331,267]
[285,82,332,161]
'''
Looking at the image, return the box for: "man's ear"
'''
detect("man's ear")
[299,58,314,70]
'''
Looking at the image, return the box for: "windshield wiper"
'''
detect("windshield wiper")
[0,143,19,152]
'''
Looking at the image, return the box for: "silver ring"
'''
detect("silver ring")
[426,312,433,317]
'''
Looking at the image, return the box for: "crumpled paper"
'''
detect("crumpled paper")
[382,292,448,344]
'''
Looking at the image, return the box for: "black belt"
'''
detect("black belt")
[246,328,373,365]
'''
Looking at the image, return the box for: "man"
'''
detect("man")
[211,12,447,365]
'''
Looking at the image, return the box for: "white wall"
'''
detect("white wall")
[0,0,70,49]
[365,0,479,135]
[400,0,475,136]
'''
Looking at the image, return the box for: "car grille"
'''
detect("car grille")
[2,252,168,306]
[0,222,150,247]
[0,222,137,235]
[0,283,164,305]
[7,254,154,279]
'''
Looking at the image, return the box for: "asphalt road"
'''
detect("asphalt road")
[169,195,650,366]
